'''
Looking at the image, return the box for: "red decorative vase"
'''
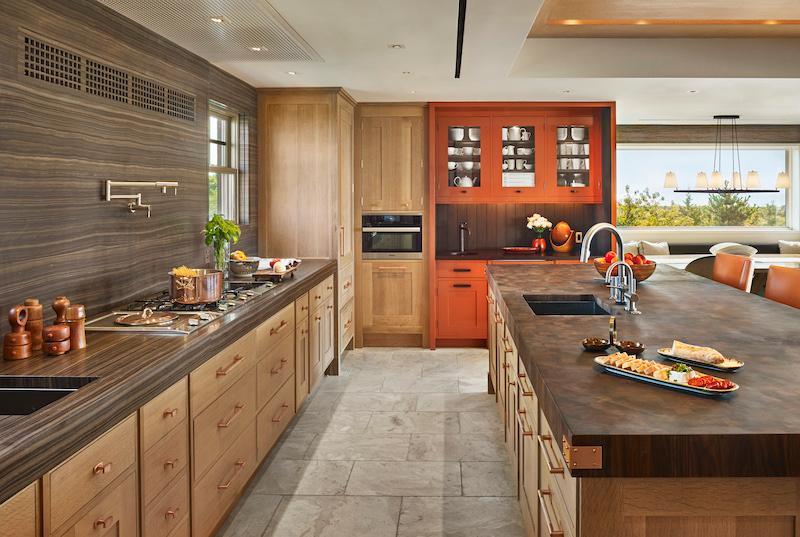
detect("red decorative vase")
[531,235,547,253]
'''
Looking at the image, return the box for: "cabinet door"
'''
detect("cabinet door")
[361,116,425,212]
[295,320,310,411]
[0,481,37,537]
[518,410,539,536]
[309,311,324,390]
[546,114,601,202]
[491,115,546,200]
[487,291,497,394]
[436,278,488,339]
[362,261,424,333]
[339,100,354,264]
[436,116,491,202]
[322,297,336,370]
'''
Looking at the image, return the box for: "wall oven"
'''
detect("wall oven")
[362,214,423,259]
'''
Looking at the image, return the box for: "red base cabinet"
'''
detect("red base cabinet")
[435,261,488,342]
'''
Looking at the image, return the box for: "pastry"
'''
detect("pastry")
[670,340,725,365]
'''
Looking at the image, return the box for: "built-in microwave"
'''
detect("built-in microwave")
[362,214,423,259]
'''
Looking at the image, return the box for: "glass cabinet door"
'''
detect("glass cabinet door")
[438,117,490,200]
[492,116,544,198]
[551,116,596,198]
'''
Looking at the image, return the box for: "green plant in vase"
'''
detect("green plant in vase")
[204,214,240,275]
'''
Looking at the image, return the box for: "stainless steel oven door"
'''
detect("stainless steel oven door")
[362,227,423,259]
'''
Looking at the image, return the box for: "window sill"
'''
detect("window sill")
[619,226,800,245]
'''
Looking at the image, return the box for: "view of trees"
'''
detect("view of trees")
[617,185,786,227]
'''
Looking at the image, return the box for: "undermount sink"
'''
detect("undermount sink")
[0,376,97,415]
[524,294,611,316]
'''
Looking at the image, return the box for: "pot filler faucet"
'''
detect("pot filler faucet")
[580,223,640,314]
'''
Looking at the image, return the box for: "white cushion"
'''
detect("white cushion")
[709,242,757,257]
[639,240,670,256]
[778,240,800,254]
[623,241,640,256]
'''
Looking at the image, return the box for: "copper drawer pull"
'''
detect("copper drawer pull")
[314,315,322,321]
[517,409,533,437]
[538,434,565,474]
[93,462,112,475]
[501,337,513,354]
[216,354,244,377]
[495,313,503,324]
[508,379,517,387]
[314,295,322,300]
[327,285,334,290]
[343,280,352,289]
[164,458,178,469]
[165,508,179,520]
[270,320,288,335]
[344,319,353,329]
[538,489,565,536]
[272,403,290,423]
[518,373,534,397]
[163,407,178,418]
[217,460,246,490]
[486,295,494,304]
[93,515,114,530]
[271,358,289,375]
[301,305,309,311]
[327,304,334,310]
[217,403,245,428]
[301,328,308,334]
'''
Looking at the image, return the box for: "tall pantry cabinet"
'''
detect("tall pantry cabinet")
[257,88,356,371]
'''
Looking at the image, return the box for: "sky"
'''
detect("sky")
[617,147,788,207]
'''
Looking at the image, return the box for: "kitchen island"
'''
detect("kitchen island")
[0,259,335,526]
[487,262,800,536]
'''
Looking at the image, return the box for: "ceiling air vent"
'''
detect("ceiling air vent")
[23,35,82,90]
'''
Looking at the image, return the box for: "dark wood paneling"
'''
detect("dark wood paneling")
[0,0,257,320]
[618,124,800,144]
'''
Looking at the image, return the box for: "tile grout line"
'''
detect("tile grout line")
[395,496,404,537]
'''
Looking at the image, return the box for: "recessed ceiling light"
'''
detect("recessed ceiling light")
[561,89,572,94]
[410,90,416,94]
[763,20,779,25]
[402,71,412,75]
[634,19,650,25]
[561,19,582,25]
[389,44,406,49]
[210,16,224,23]
[250,47,263,51]
[688,89,698,94]
[287,71,297,76]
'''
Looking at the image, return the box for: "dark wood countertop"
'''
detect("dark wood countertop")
[488,263,800,478]
[0,259,336,503]
[436,248,580,262]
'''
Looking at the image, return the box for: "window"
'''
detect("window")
[208,105,244,222]
[617,145,795,229]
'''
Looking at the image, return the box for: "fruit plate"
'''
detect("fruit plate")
[253,263,300,281]
[657,348,744,372]
[593,356,739,396]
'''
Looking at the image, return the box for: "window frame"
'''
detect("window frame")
[616,142,800,244]
[208,104,240,222]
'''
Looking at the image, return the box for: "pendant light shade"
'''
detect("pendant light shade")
[732,171,742,189]
[776,171,790,189]
[746,170,761,188]
[695,171,708,189]
[664,171,678,188]
[710,171,724,189]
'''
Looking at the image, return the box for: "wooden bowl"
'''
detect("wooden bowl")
[229,258,260,277]
[592,259,657,282]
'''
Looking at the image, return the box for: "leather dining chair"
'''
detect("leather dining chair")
[711,252,755,292]
[764,265,800,309]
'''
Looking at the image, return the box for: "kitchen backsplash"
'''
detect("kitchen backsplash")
[0,0,257,319]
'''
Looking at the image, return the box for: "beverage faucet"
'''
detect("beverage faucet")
[580,222,641,314]
[458,222,470,253]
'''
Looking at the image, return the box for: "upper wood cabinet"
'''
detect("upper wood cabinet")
[338,99,355,265]
[358,105,426,212]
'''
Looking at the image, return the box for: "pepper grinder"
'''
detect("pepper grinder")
[25,298,44,351]
[3,305,32,360]
[53,296,71,325]
[65,304,87,350]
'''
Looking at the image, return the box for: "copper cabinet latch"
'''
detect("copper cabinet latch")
[562,436,602,470]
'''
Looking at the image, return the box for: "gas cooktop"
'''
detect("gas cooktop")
[86,281,276,335]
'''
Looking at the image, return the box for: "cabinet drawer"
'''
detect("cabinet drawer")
[0,481,37,537]
[503,325,518,382]
[192,426,256,537]
[538,460,576,537]
[339,297,354,354]
[141,419,188,506]
[338,264,354,305]
[192,371,256,481]
[257,376,296,460]
[256,303,295,356]
[143,471,189,537]
[166,516,189,537]
[539,413,577,536]
[518,362,538,433]
[190,331,256,416]
[141,377,188,452]
[519,417,539,537]
[310,275,335,312]
[436,260,486,279]
[257,330,295,409]
[295,292,310,322]
[46,413,137,533]
[57,470,137,537]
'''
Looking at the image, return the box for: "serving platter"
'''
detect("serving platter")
[593,356,739,397]
[657,348,744,372]
[253,262,300,282]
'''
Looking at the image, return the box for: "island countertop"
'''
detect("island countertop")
[0,259,336,504]
[488,262,800,478]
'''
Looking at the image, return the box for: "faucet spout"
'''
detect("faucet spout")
[579,222,624,262]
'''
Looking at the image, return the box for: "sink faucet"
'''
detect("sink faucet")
[580,222,641,314]
[458,222,470,253]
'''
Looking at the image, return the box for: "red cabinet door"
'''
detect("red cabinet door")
[489,114,546,201]
[436,278,488,339]
[544,113,602,203]
[436,115,492,202]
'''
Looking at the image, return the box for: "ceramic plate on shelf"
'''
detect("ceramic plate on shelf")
[657,348,744,372]
[593,356,739,397]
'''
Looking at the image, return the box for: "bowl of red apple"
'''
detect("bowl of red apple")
[592,251,657,282]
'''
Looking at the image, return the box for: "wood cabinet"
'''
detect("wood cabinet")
[362,260,425,335]
[435,260,487,341]
[0,481,38,537]
[359,111,426,212]
[309,308,324,390]
[295,302,310,411]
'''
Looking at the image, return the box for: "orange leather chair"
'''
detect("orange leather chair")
[765,265,800,309]
[711,252,755,292]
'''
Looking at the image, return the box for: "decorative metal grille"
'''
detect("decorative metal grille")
[23,35,82,90]
[131,76,166,113]
[167,88,195,121]
[85,59,129,103]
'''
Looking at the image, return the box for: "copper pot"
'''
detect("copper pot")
[169,269,223,304]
